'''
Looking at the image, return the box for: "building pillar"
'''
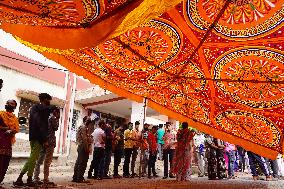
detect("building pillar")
[168,117,179,130]
[57,72,76,154]
[130,99,147,131]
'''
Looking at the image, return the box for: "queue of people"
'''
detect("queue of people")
[0,78,284,187]
[193,132,284,181]
[71,119,284,183]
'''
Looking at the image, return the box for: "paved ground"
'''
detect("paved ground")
[2,173,284,189]
[3,158,284,189]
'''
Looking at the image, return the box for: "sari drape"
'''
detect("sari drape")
[172,128,194,180]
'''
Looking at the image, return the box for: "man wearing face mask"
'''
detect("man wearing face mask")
[14,93,53,187]
[0,100,19,185]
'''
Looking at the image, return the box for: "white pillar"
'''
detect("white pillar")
[57,72,76,155]
[130,98,147,131]
[66,74,77,157]
[168,117,179,130]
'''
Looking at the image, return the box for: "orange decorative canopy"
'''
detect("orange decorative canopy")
[0,0,283,159]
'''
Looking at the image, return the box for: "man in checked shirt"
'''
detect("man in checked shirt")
[72,116,94,183]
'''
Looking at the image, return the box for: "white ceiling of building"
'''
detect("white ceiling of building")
[87,98,160,118]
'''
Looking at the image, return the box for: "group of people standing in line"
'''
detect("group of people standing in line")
[193,132,284,181]
[72,118,284,183]
[1,78,284,188]
[72,119,181,182]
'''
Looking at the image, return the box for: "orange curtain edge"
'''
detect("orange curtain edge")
[0,0,144,49]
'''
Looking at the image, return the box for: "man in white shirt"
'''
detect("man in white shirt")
[88,120,106,180]
[193,132,207,177]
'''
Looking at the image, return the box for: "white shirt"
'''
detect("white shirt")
[92,127,106,148]
[193,134,205,147]
[170,130,177,149]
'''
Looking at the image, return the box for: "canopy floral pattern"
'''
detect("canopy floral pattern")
[0,0,283,159]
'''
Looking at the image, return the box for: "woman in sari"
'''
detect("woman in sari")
[172,122,195,181]
[0,100,19,184]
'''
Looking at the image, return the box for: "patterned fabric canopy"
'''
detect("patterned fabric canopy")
[0,0,283,159]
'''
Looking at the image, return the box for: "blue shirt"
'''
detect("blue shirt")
[157,128,165,144]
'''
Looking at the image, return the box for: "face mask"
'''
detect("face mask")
[5,104,15,112]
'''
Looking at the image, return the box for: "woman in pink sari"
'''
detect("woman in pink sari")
[172,122,195,181]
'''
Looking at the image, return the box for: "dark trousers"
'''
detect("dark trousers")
[237,146,246,172]
[247,151,269,176]
[148,152,157,176]
[163,149,174,177]
[113,147,123,176]
[123,148,133,176]
[89,147,105,178]
[104,148,112,176]
[73,145,89,181]
[0,155,11,183]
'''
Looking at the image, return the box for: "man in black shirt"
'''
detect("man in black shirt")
[14,93,53,187]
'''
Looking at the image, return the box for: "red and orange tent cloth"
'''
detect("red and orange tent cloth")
[0,0,283,159]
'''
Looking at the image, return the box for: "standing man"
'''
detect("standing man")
[0,100,19,184]
[113,125,124,178]
[147,126,158,178]
[88,120,106,180]
[225,142,236,179]
[157,124,165,160]
[14,93,52,187]
[139,123,149,177]
[123,122,134,178]
[162,127,176,179]
[73,116,94,183]
[103,122,113,178]
[193,132,206,177]
[34,107,60,186]
[237,146,246,172]
[73,117,94,182]
[131,121,140,177]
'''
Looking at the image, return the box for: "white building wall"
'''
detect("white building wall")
[0,65,66,110]
[0,65,84,155]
